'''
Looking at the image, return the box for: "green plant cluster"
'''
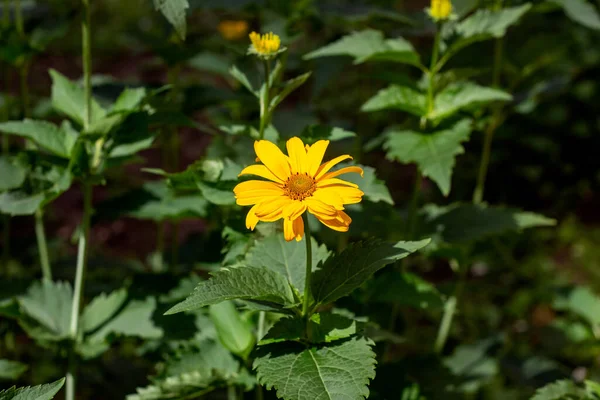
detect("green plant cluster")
[1,0,600,399]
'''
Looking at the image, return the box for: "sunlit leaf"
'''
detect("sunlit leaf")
[49,69,106,127]
[431,82,512,121]
[361,85,427,116]
[18,280,72,341]
[246,235,329,293]
[0,120,77,158]
[305,29,421,67]
[153,0,189,40]
[0,378,65,400]
[530,379,586,400]
[165,267,297,315]
[311,239,430,307]
[0,157,26,191]
[550,0,600,30]
[209,301,255,359]
[81,289,128,333]
[383,119,472,196]
[254,337,376,400]
[260,313,361,345]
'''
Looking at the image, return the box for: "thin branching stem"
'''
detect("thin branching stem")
[259,59,271,139]
[35,209,52,281]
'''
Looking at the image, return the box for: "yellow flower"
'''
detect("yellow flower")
[248,31,283,58]
[218,20,249,41]
[234,137,364,242]
[429,0,452,21]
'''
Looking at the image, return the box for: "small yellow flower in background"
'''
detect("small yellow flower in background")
[248,31,284,58]
[429,0,453,21]
[218,20,249,41]
[234,137,364,242]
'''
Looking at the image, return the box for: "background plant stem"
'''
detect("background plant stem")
[434,259,466,353]
[67,1,93,398]
[473,1,504,204]
[301,214,313,317]
[35,209,52,281]
[1,1,9,270]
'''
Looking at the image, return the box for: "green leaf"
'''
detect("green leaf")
[553,286,600,328]
[0,360,28,380]
[530,379,586,400]
[209,301,255,359]
[254,337,376,400]
[442,5,531,66]
[0,120,77,158]
[245,235,330,294]
[0,378,65,400]
[431,82,512,121]
[304,30,421,67]
[87,297,163,343]
[81,289,128,333]
[18,280,72,340]
[421,203,556,243]
[341,164,394,205]
[361,85,427,116]
[456,4,532,39]
[270,72,312,112]
[196,181,236,206]
[383,119,472,196]
[129,181,208,221]
[165,267,297,315]
[260,313,361,345]
[230,65,257,96]
[550,0,600,30]
[111,87,147,113]
[300,125,356,144]
[444,337,500,394]
[0,157,26,191]
[370,270,444,309]
[49,69,106,126]
[311,239,430,307]
[153,0,189,40]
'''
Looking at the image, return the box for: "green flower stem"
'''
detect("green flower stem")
[301,213,313,317]
[258,59,271,139]
[434,259,465,353]
[14,0,23,36]
[35,209,52,281]
[406,169,422,239]
[67,1,93,399]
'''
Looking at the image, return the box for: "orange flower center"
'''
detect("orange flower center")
[284,173,316,201]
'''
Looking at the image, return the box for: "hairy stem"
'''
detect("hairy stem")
[1,1,9,268]
[301,214,313,317]
[35,209,52,281]
[427,26,441,116]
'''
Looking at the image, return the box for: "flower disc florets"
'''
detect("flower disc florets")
[248,31,287,59]
[428,0,453,21]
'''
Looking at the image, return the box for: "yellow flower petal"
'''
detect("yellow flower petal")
[321,166,364,180]
[254,140,291,182]
[282,201,307,220]
[312,188,345,210]
[306,140,329,177]
[286,137,308,174]
[314,155,353,180]
[314,213,350,232]
[246,204,259,230]
[284,216,304,242]
[254,197,291,220]
[316,178,359,188]
[305,198,338,221]
[317,186,364,205]
[239,165,284,183]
